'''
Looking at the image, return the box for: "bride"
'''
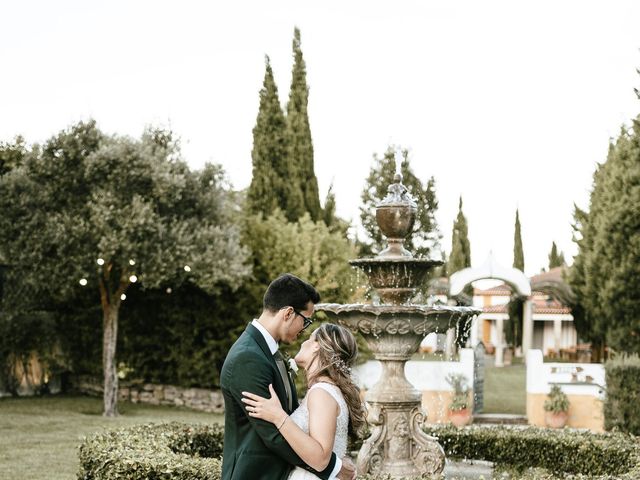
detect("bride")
[242,323,366,479]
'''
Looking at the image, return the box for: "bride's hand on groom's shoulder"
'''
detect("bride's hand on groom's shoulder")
[242,384,286,425]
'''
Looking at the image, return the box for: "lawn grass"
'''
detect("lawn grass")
[0,395,223,480]
[482,357,526,414]
[0,361,528,478]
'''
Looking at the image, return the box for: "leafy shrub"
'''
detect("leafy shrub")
[425,424,640,479]
[605,354,640,435]
[78,422,223,479]
[543,384,570,413]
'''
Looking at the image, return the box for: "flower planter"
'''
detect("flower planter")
[545,410,569,428]
[449,408,472,427]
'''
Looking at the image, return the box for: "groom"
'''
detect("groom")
[220,273,356,480]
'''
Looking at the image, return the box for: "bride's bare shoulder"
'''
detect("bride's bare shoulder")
[307,385,340,417]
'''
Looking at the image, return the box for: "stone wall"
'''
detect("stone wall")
[69,375,225,414]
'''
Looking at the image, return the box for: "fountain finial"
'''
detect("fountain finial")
[394,149,403,182]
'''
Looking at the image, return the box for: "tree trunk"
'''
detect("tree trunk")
[102,302,119,417]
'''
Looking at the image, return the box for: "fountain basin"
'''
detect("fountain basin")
[349,257,442,304]
[316,303,480,360]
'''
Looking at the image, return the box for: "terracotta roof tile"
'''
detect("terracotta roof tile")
[474,284,512,296]
[482,304,571,315]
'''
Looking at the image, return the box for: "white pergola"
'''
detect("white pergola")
[450,252,534,366]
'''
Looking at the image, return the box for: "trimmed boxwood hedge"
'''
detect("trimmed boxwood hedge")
[425,424,640,479]
[79,422,640,479]
[78,423,223,479]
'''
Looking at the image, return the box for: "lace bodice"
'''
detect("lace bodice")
[289,382,349,458]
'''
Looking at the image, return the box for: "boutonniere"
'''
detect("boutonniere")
[282,351,298,378]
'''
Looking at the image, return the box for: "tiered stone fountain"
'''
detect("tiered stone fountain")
[317,168,480,478]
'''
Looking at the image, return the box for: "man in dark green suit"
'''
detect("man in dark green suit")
[221,274,355,480]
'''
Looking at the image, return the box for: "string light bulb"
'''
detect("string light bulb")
[97,258,104,266]
[129,275,138,283]
[129,259,135,266]
[184,265,191,272]
[120,294,126,301]
[79,278,88,286]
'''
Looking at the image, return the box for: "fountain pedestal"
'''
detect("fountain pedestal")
[360,358,445,476]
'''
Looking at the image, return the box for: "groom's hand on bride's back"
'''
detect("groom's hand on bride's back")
[336,456,356,480]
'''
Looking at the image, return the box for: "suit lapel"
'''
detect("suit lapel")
[245,323,292,413]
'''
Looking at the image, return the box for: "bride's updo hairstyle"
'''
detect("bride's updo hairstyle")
[307,323,367,438]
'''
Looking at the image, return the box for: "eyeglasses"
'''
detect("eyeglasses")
[293,309,314,331]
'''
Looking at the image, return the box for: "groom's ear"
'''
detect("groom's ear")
[283,307,295,322]
[278,306,293,325]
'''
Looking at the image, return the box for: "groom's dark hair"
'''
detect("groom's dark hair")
[263,273,320,313]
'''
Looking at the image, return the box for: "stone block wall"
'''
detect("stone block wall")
[68,375,225,413]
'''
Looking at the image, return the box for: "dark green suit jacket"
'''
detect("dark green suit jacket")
[220,323,337,480]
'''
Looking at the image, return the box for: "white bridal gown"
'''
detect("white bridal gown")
[287,382,349,480]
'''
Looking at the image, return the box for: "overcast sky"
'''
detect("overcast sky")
[1,0,639,276]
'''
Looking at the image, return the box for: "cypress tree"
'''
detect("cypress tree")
[570,116,640,355]
[507,209,525,348]
[359,146,440,257]
[448,197,473,312]
[287,27,321,221]
[548,241,566,269]
[513,209,525,272]
[569,203,603,358]
[322,182,337,228]
[247,56,304,221]
[449,197,472,275]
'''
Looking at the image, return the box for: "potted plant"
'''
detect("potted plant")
[446,373,472,427]
[544,384,570,428]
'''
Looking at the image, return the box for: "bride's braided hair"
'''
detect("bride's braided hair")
[307,323,367,438]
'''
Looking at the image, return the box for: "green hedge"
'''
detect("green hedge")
[605,354,640,435]
[425,425,640,479]
[78,423,428,480]
[78,423,224,479]
[79,423,640,479]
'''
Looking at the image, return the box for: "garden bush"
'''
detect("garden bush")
[425,424,640,479]
[78,423,424,480]
[604,354,640,435]
[78,423,224,479]
[79,422,640,479]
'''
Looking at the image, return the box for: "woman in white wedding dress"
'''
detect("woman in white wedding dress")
[242,323,366,480]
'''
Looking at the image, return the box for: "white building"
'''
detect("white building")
[470,267,584,359]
